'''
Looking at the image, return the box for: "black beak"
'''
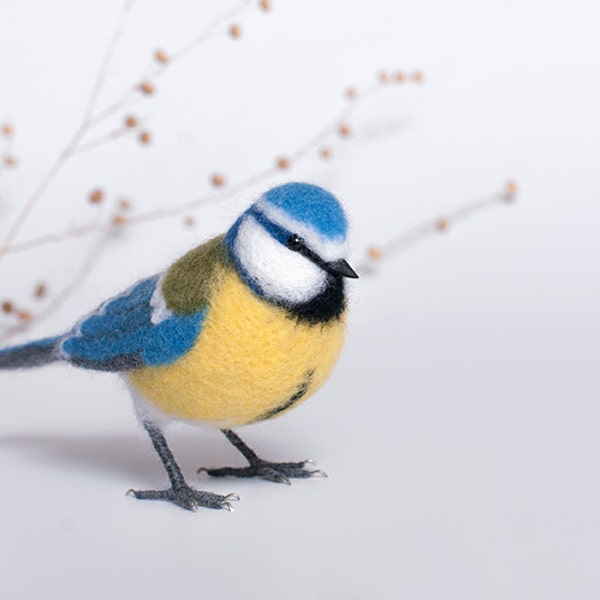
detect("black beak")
[325,258,359,279]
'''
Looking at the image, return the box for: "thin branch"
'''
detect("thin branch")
[6,78,397,256]
[88,0,253,131]
[74,127,131,154]
[356,182,518,273]
[0,0,263,262]
[0,235,109,342]
[169,0,251,64]
[82,0,135,123]
[0,0,135,258]
[0,135,81,257]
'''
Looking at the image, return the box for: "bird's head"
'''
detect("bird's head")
[226,182,358,306]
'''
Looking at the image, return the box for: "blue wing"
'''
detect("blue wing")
[60,275,206,372]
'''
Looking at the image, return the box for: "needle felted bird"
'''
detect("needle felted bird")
[0,182,358,511]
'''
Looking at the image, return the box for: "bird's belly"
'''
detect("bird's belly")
[126,274,346,427]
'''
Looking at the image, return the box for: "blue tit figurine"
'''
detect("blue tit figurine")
[0,182,358,511]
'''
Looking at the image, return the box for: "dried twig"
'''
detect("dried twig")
[86,0,255,132]
[0,0,257,258]
[357,181,518,273]
[6,75,417,256]
[0,234,110,343]
[0,0,136,258]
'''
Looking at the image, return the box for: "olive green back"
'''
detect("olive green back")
[161,235,232,314]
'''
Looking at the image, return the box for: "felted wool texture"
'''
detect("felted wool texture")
[233,216,328,305]
[0,336,61,369]
[0,182,351,425]
[286,274,346,324]
[227,183,350,307]
[161,235,227,315]
[127,264,347,428]
[255,196,348,263]
[59,275,205,371]
[261,182,348,242]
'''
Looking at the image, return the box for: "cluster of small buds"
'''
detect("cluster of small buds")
[0,1,280,340]
[87,188,134,227]
[378,70,424,84]
[1,279,49,323]
[1,122,18,169]
[266,68,425,173]
[344,69,424,104]
[122,114,151,147]
[5,305,33,322]
[112,195,135,227]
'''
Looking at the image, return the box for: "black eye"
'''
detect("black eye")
[286,234,303,251]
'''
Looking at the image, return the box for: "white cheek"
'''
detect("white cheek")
[234,217,327,304]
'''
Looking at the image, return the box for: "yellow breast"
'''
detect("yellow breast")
[127,271,346,428]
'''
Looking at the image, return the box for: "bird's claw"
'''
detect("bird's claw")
[198,458,327,484]
[126,484,238,512]
[310,469,328,478]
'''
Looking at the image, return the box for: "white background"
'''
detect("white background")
[1,1,599,598]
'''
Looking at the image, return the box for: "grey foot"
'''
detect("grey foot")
[126,484,240,511]
[198,459,327,485]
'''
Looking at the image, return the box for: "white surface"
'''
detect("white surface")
[1,1,599,598]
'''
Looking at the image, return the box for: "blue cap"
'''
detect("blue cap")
[262,182,348,241]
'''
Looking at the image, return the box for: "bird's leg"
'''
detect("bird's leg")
[127,420,239,511]
[198,429,327,485]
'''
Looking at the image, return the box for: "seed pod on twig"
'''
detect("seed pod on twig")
[89,189,104,204]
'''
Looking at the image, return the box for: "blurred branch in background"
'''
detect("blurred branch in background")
[4,72,423,258]
[357,181,518,274]
[0,0,515,342]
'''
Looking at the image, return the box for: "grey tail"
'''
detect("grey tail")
[0,336,63,370]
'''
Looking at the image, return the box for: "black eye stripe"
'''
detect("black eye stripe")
[291,239,330,271]
[247,206,331,272]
